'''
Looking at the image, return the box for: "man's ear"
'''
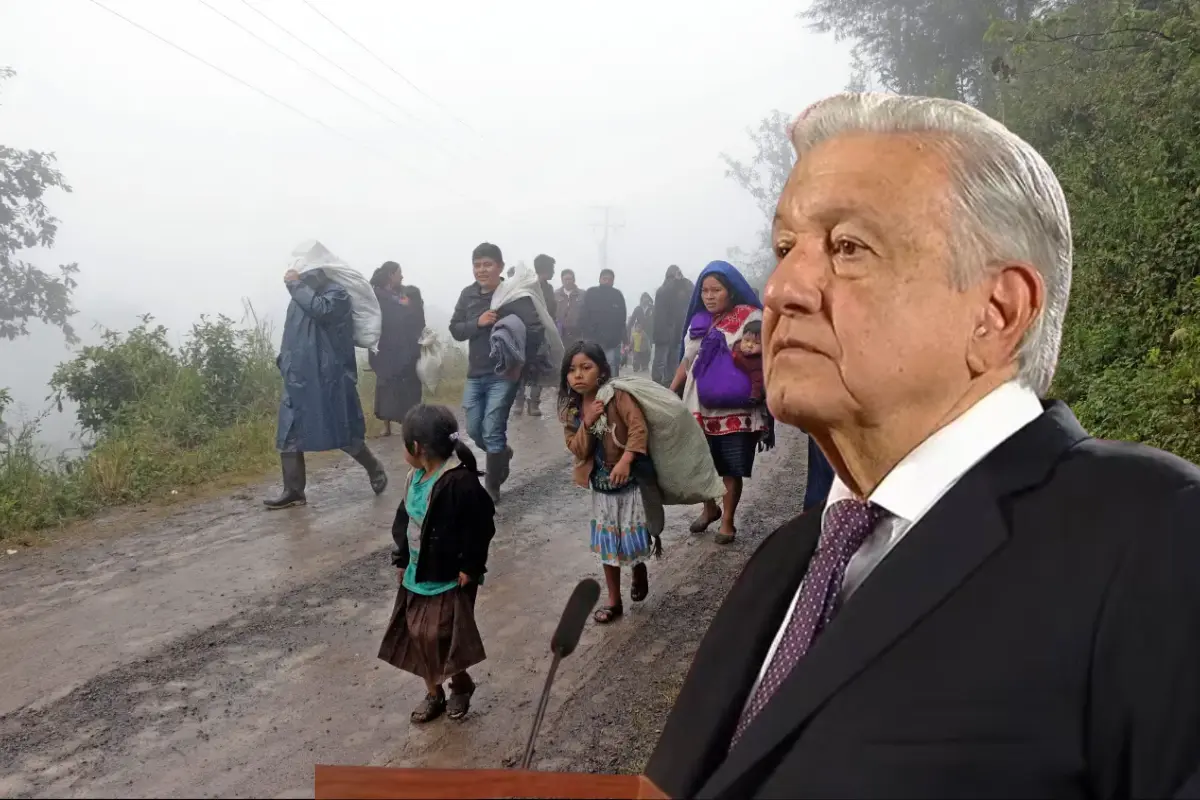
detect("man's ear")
[966,262,1044,376]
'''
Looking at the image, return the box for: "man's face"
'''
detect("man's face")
[600,273,615,287]
[763,132,980,432]
[473,257,503,291]
[562,272,577,291]
[538,266,555,283]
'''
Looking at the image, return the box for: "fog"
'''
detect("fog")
[0,0,849,450]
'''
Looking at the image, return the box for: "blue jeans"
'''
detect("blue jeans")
[463,375,520,454]
[605,347,622,377]
[803,435,835,512]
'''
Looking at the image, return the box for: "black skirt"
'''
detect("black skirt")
[377,583,485,683]
[707,431,759,478]
[375,369,422,423]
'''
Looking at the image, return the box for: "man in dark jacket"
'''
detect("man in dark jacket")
[580,268,627,376]
[555,268,585,344]
[264,267,387,510]
[449,242,543,500]
[651,264,694,386]
[514,253,558,418]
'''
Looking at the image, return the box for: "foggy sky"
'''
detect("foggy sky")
[0,0,849,447]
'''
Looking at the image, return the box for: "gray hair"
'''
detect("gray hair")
[788,93,1072,397]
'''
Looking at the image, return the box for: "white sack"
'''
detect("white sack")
[416,327,445,394]
[289,240,382,351]
[490,265,564,373]
[597,375,724,505]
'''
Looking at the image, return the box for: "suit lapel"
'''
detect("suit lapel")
[700,402,1090,799]
[653,511,823,798]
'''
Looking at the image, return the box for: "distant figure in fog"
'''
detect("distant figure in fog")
[628,292,654,373]
[369,261,425,436]
[581,269,627,377]
[514,254,558,418]
[265,267,387,510]
[556,269,585,345]
[652,265,694,386]
[379,404,495,724]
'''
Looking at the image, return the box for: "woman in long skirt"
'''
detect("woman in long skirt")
[369,262,425,435]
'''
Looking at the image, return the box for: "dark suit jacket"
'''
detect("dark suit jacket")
[646,402,1200,799]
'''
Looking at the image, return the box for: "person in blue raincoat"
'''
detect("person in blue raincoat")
[264,267,389,510]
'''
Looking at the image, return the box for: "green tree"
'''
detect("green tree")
[988,0,1200,457]
[721,110,794,285]
[803,0,1045,111]
[49,316,178,437]
[0,67,80,346]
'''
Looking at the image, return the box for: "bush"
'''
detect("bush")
[2,312,279,538]
[1,318,469,540]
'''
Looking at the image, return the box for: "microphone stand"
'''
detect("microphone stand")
[520,652,561,770]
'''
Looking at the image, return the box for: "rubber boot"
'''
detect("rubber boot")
[484,452,503,503]
[264,453,307,510]
[499,446,514,485]
[526,387,543,417]
[347,444,389,495]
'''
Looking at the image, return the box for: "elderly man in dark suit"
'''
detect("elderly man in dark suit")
[646,92,1200,799]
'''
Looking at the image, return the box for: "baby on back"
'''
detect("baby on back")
[732,320,764,404]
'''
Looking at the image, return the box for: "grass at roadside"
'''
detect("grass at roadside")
[0,314,467,544]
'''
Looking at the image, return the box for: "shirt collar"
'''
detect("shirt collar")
[822,381,1044,528]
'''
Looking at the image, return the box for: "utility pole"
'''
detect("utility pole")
[590,206,624,273]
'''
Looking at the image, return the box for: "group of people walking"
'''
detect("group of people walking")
[260,239,824,725]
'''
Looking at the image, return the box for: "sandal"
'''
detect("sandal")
[630,566,649,603]
[593,605,624,624]
[410,689,446,724]
[447,687,475,720]
[690,507,722,534]
[714,527,738,546]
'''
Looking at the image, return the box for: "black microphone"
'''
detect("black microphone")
[520,578,601,770]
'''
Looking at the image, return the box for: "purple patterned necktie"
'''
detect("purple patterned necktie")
[730,498,884,748]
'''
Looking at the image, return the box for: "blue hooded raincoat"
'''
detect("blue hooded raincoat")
[275,270,366,453]
[677,260,763,365]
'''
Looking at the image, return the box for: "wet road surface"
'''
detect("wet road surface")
[0,413,805,798]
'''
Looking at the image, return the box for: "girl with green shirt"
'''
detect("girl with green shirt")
[377,404,496,723]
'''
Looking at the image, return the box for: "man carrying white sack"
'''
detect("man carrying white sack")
[264,266,388,510]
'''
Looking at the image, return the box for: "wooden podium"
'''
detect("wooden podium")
[314,765,668,799]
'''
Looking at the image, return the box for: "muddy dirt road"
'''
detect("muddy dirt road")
[0,414,805,799]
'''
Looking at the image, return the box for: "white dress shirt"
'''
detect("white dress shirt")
[744,381,1044,707]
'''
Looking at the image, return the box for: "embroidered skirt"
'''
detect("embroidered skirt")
[377,584,485,683]
[590,485,654,567]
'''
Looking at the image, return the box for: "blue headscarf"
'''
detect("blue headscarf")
[677,261,762,364]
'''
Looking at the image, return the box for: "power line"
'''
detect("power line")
[193,0,415,135]
[236,0,448,152]
[84,0,507,220]
[84,0,435,187]
[85,0,353,148]
[298,0,478,137]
